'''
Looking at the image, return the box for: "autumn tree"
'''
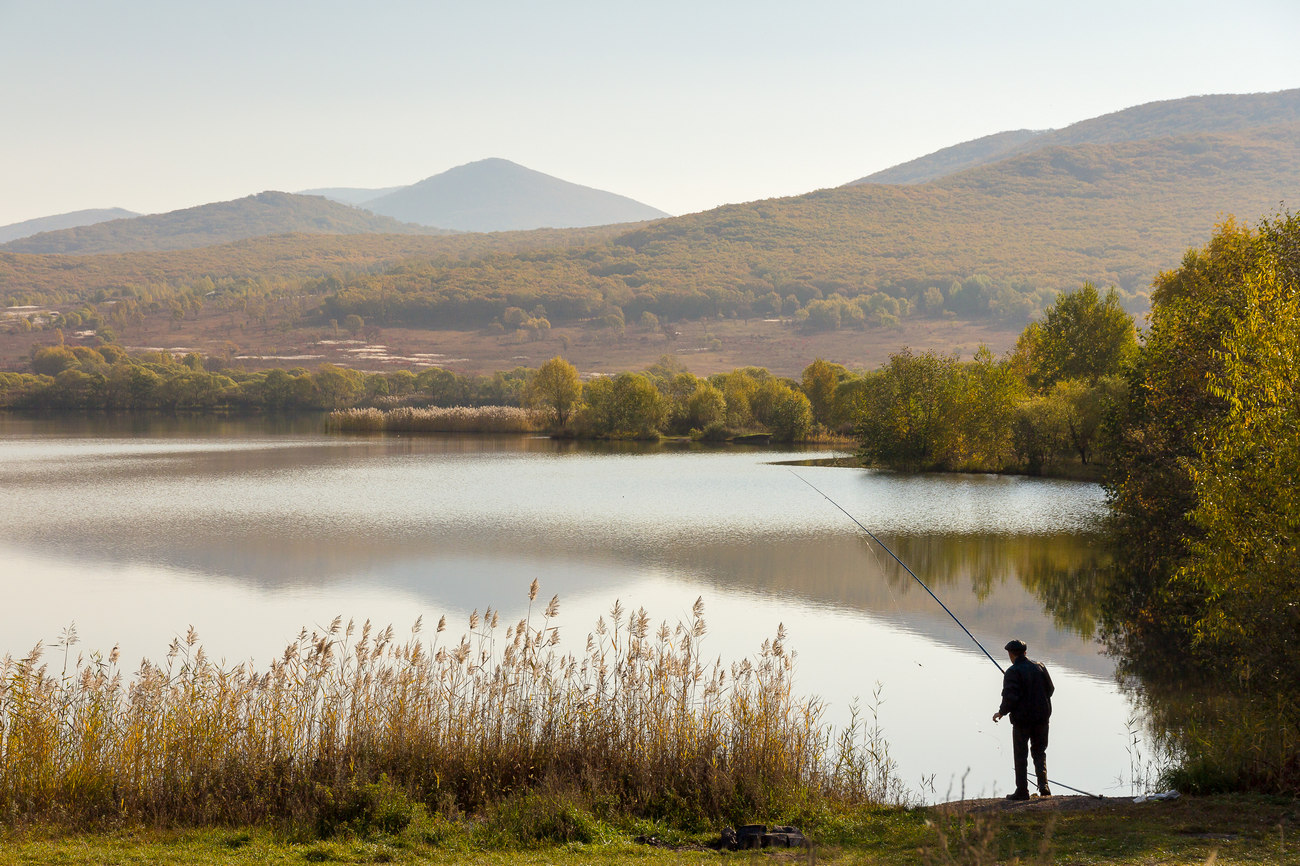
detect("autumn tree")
[1105,214,1300,682]
[526,357,583,429]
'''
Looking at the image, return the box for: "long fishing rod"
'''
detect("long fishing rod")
[789,470,1004,671]
[790,469,1105,799]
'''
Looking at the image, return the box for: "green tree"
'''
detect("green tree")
[579,372,666,439]
[951,346,1024,470]
[526,357,583,429]
[756,383,814,441]
[1017,283,1137,388]
[1163,212,1300,689]
[800,359,848,429]
[314,364,365,409]
[684,381,726,431]
[856,349,962,471]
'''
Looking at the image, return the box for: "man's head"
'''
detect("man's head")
[1004,639,1027,661]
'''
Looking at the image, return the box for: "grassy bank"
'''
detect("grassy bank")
[1,795,1295,864]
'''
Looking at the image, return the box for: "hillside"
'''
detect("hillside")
[0,192,446,255]
[854,87,1300,185]
[360,158,671,231]
[0,208,139,244]
[0,223,633,305]
[857,130,1046,185]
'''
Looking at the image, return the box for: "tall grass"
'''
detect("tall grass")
[327,406,541,434]
[0,586,901,829]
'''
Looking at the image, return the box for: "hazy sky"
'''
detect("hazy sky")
[2,0,1297,225]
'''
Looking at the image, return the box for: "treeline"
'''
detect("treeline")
[3,282,1137,457]
[0,346,531,413]
[316,257,1061,334]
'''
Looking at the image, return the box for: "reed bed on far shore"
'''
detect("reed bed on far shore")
[327,406,541,434]
[0,585,903,832]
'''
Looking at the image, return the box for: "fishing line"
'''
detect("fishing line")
[789,470,1004,671]
[790,469,1105,799]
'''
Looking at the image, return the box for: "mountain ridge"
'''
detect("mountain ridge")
[0,192,446,255]
[853,87,1300,186]
[0,208,140,244]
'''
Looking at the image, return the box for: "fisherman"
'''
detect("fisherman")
[992,639,1054,800]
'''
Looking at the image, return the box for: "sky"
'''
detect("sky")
[2,0,1298,226]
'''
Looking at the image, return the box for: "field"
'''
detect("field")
[0,308,1022,378]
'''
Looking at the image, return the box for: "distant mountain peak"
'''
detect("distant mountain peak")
[359,159,670,232]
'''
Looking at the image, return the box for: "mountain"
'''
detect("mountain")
[853,87,1300,185]
[297,186,406,205]
[0,208,139,244]
[0,192,446,255]
[359,158,671,232]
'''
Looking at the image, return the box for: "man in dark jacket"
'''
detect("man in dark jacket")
[992,639,1054,800]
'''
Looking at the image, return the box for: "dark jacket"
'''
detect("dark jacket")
[998,656,1054,725]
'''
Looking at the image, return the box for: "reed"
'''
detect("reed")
[0,586,899,830]
[327,406,541,434]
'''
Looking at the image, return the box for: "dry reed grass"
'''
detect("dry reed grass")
[327,406,541,434]
[0,585,901,829]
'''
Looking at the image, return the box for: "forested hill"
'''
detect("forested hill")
[0,208,139,244]
[854,88,1300,185]
[0,192,447,255]
[602,124,1300,301]
[359,159,672,232]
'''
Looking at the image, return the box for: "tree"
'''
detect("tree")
[951,345,1023,469]
[1105,214,1298,675]
[800,359,848,429]
[579,372,666,438]
[30,345,77,376]
[1016,283,1137,388]
[757,383,814,441]
[314,364,365,409]
[1165,212,1300,688]
[684,382,726,431]
[856,349,962,471]
[526,357,583,429]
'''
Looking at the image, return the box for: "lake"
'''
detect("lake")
[0,415,1143,802]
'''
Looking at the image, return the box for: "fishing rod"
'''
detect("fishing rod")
[790,469,1105,799]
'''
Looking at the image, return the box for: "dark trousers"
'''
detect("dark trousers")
[1012,720,1049,794]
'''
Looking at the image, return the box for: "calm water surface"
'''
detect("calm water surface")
[0,416,1142,801]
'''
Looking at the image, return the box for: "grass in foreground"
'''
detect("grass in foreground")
[0,795,1297,865]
